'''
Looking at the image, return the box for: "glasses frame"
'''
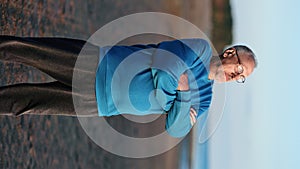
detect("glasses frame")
[234,50,246,83]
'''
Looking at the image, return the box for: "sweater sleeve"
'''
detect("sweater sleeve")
[151,38,213,138]
[151,68,192,138]
[165,90,192,138]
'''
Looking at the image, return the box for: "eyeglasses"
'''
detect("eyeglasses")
[235,50,246,83]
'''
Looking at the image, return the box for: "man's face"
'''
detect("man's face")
[214,49,255,83]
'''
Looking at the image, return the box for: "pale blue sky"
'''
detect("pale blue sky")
[210,0,300,169]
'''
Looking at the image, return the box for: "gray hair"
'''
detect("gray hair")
[228,45,258,68]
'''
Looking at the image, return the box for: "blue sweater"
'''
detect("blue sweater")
[95,38,213,137]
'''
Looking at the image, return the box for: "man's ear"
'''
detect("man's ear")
[223,48,236,58]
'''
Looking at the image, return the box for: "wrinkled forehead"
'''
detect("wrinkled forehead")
[238,52,256,76]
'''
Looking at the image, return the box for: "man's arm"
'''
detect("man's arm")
[150,38,212,137]
[152,69,197,138]
[177,73,198,126]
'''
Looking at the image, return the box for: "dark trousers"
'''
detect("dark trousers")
[0,36,99,117]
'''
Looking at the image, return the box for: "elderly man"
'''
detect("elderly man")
[0,36,257,137]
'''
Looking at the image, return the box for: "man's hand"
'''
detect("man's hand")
[177,72,189,91]
[177,73,196,125]
[190,108,197,126]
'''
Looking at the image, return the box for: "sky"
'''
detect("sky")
[209,0,300,169]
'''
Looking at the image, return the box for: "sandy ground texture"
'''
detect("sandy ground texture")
[0,0,214,168]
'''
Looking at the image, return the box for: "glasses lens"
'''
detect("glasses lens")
[237,65,244,74]
[236,75,246,83]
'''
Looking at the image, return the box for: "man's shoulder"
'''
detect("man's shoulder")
[177,38,212,57]
[179,38,211,49]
